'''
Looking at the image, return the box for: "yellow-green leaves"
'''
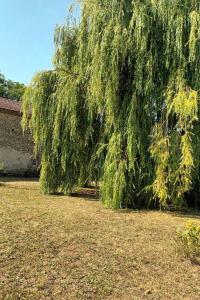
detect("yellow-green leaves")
[170,89,198,122]
[189,11,200,63]
[101,133,126,209]
[23,0,200,209]
[152,87,198,207]
[150,124,170,207]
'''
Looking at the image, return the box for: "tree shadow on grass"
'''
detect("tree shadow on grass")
[51,188,99,202]
[0,176,39,183]
[115,206,200,218]
[1,179,200,214]
[71,190,99,201]
[0,176,39,192]
[167,210,200,220]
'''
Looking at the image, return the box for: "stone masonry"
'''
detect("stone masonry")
[0,97,37,175]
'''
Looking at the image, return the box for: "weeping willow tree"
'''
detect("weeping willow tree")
[22,22,99,194]
[23,0,200,209]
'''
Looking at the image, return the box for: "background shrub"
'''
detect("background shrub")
[176,221,200,263]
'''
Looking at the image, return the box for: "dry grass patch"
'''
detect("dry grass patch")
[0,178,200,299]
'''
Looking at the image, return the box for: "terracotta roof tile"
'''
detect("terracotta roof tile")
[0,97,21,115]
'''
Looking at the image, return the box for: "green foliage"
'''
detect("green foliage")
[22,23,98,194]
[101,133,126,209]
[6,80,25,101]
[176,221,200,262]
[23,0,200,209]
[0,73,7,97]
[0,71,25,101]
[150,124,170,208]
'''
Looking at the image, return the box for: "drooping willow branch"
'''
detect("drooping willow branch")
[23,0,200,209]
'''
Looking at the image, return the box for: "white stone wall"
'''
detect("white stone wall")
[0,110,37,175]
[0,147,35,175]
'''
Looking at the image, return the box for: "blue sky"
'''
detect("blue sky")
[0,0,78,84]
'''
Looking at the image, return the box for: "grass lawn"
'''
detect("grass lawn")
[0,179,200,300]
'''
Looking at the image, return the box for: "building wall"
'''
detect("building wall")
[0,111,37,175]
